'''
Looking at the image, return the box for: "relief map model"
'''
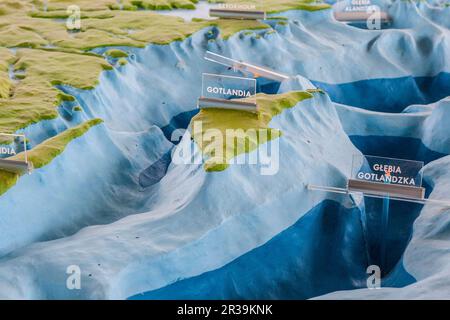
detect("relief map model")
[0,0,449,300]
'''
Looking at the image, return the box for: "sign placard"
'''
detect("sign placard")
[0,133,31,174]
[333,0,391,30]
[209,0,265,20]
[0,134,27,159]
[214,0,262,11]
[201,73,256,104]
[343,0,377,12]
[351,155,423,188]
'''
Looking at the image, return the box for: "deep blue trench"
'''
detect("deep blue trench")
[350,136,447,279]
[312,72,450,113]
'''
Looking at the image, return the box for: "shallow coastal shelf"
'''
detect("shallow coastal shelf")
[307,184,450,207]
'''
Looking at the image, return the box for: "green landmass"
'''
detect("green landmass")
[0,118,102,196]
[29,0,199,11]
[191,91,314,172]
[0,0,328,136]
[105,49,129,58]
[0,0,273,139]
[306,88,325,94]
[0,48,111,141]
[209,0,330,13]
[118,58,128,66]
[0,48,14,99]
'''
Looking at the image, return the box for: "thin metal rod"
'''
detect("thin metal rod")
[307,184,450,208]
[381,195,389,273]
[204,51,289,82]
[0,133,26,138]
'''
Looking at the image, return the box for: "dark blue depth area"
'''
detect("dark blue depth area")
[350,135,447,165]
[382,261,415,287]
[349,135,447,280]
[161,109,198,143]
[257,78,282,94]
[312,72,450,112]
[139,151,172,188]
[347,21,392,30]
[130,200,369,300]
[361,196,422,279]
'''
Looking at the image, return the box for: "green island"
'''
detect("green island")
[191,91,315,172]
[105,49,129,58]
[0,0,330,193]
